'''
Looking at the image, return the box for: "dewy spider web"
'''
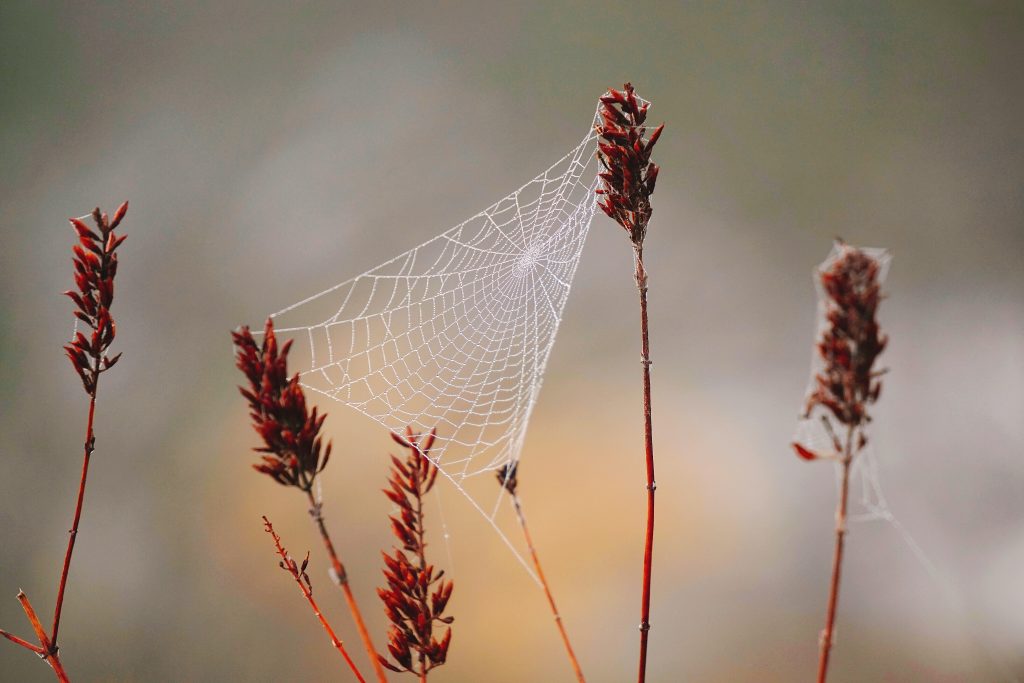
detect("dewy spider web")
[261,105,608,581]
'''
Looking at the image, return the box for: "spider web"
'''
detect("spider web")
[793,241,894,522]
[261,106,606,579]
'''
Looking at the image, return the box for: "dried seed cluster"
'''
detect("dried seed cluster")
[797,243,888,460]
[64,203,128,395]
[233,319,331,488]
[378,427,453,677]
[495,460,519,496]
[595,83,664,247]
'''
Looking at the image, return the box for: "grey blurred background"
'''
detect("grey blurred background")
[1,2,1022,681]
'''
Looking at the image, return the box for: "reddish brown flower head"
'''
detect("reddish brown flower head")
[802,242,888,450]
[233,319,331,489]
[377,427,453,677]
[595,83,664,247]
[64,202,128,395]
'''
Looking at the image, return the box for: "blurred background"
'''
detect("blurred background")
[1,2,1022,681]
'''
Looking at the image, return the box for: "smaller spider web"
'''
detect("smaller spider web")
[793,242,897,525]
[793,246,1019,681]
[260,106,606,581]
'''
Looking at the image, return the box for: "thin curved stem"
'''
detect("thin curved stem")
[263,517,366,682]
[512,495,586,682]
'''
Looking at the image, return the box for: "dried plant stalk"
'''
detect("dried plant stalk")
[263,517,367,682]
[595,83,663,683]
[1,202,129,683]
[792,241,889,683]
[234,319,389,682]
[497,462,585,682]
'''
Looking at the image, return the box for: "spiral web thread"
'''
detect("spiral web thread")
[262,107,608,580]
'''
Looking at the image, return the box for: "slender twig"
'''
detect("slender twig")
[817,425,855,682]
[593,83,663,683]
[51,386,97,647]
[0,628,45,655]
[634,247,656,683]
[514,495,586,682]
[306,491,390,683]
[263,517,367,683]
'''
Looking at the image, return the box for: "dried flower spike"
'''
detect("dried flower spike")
[233,319,331,489]
[595,83,664,248]
[793,241,889,461]
[793,240,890,683]
[3,202,129,682]
[64,202,128,395]
[378,427,453,679]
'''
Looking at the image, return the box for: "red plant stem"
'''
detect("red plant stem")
[306,492,389,683]
[816,425,855,683]
[51,377,98,647]
[414,485,428,683]
[264,518,366,682]
[634,246,656,683]
[17,592,69,682]
[0,628,45,654]
[511,495,586,683]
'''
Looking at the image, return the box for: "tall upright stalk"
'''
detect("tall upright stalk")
[593,83,663,683]
[634,247,656,683]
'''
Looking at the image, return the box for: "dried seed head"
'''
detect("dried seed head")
[495,460,518,496]
[795,241,889,461]
[595,83,663,247]
[64,202,128,395]
[377,426,453,676]
[233,319,332,489]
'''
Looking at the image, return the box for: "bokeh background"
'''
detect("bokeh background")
[2,2,1022,681]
